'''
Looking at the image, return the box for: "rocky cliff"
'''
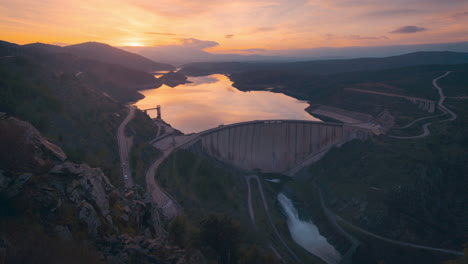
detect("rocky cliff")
[0,115,205,264]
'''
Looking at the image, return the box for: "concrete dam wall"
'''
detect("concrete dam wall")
[183,120,371,175]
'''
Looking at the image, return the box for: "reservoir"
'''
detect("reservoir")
[134,73,338,262]
[134,74,319,133]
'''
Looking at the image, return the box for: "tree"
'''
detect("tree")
[199,214,241,264]
[168,215,189,248]
[239,245,279,264]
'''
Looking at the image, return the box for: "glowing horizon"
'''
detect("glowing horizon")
[1,0,468,53]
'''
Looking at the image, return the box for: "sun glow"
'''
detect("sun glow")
[126,42,144,47]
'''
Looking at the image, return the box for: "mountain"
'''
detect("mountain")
[22,42,62,53]
[181,51,468,76]
[19,42,158,102]
[122,45,289,66]
[0,40,280,264]
[123,41,468,65]
[64,42,175,72]
[291,51,468,74]
[25,41,175,72]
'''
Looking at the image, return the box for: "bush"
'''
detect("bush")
[199,214,241,264]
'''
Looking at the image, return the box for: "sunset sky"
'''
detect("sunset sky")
[1,0,468,54]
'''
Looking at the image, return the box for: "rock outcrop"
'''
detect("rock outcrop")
[0,115,66,172]
[0,116,205,264]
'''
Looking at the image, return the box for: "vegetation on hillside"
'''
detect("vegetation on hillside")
[287,74,468,263]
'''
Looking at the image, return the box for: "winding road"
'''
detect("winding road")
[314,182,359,264]
[117,105,136,188]
[136,71,462,261]
[434,71,457,122]
[145,144,182,219]
[390,71,455,139]
[315,182,463,259]
[245,175,302,263]
[398,113,445,129]
[117,105,183,218]
[144,133,200,219]
[333,213,463,256]
[314,72,464,260]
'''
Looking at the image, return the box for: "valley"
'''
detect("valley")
[1,40,467,264]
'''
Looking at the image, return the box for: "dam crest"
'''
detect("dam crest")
[181,120,372,176]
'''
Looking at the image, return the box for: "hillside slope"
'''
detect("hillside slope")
[181,51,468,76]
[64,42,175,72]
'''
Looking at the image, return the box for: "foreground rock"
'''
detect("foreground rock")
[0,115,205,264]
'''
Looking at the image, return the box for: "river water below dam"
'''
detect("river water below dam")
[278,193,341,264]
[135,74,340,262]
[134,74,319,133]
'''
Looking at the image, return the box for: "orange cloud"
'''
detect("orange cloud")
[0,0,467,50]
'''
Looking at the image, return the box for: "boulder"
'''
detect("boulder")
[0,117,66,172]
[54,225,73,241]
[51,162,114,225]
[78,201,101,237]
[1,173,32,198]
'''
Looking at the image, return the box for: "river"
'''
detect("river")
[134,73,338,262]
[278,193,341,264]
[134,74,319,133]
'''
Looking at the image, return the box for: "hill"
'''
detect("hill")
[17,41,165,102]
[181,51,468,76]
[0,40,166,185]
[64,42,175,72]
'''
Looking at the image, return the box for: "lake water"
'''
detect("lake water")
[134,74,319,133]
[278,193,341,264]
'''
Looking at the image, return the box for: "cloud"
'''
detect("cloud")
[364,9,420,17]
[452,11,468,19]
[347,34,389,40]
[324,33,389,40]
[232,48,267,52]
[179,38,219,49]
[225,34,234,39]
[253,26,277,33]
[145,32,177,36]
[390,25,427,34]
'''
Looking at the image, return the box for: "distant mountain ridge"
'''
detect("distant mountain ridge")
[24,41,175,72]
[123,41,468,65]
[181,51,468,76]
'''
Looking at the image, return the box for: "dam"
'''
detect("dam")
[182,120,372,176]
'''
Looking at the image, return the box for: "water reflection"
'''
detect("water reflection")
[134,74,319,133]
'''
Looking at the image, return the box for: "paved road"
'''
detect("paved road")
[245,176,256,226]
[434,71,457,122]
[315,181,463,256]
[390,71,453,139]
[245,175,302,263]
[117,106,136,188]
[390,122,432,139]
[334,213,463,256]
[345,88,435,105]
[145,146,182,219]
[398,113,444,129]
[314,182,359,264]
[145,133,199,219]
